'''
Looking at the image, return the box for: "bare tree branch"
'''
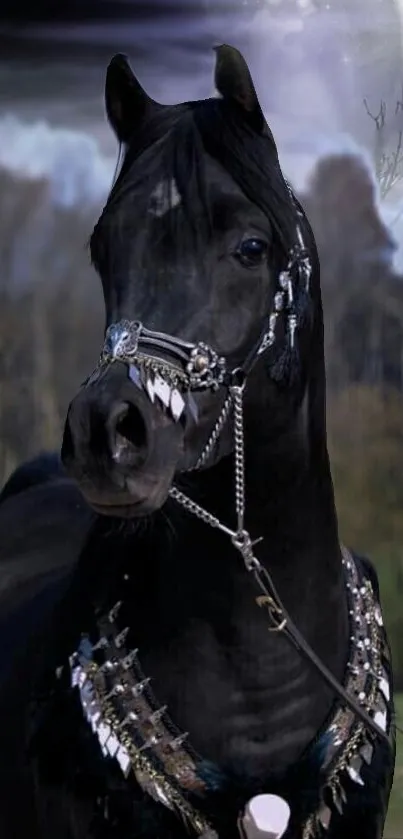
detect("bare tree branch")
[364,93,403,198]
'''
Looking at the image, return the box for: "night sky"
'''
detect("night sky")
[0,1,250,76]
[0,0,244,28]
[0,0,196,22]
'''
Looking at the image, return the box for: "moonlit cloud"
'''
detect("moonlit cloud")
[1,0,403,201]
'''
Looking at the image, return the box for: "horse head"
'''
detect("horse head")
[61,45,318,517]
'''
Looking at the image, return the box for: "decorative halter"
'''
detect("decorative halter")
[87,219,311,448]
[79,212,393,838]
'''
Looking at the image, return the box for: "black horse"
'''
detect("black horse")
[0,46,395,839]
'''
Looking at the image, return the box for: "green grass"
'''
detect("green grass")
[385,693,403,838]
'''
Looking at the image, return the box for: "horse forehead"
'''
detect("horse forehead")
[148,178,182,218]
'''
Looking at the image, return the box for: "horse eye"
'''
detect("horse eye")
[236,237,268,266]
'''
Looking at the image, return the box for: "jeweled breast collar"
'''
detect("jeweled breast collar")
[68,547,392,839]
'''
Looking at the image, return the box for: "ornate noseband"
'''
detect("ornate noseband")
[102,321,228,391]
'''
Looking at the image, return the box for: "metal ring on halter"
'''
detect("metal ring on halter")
[255,595,287,633]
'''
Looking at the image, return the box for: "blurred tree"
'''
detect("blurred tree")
[0,169,103,474]
[301,152,403,390]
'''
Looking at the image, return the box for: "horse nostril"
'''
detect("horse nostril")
[116,405,147,450]
[108,402,148,467]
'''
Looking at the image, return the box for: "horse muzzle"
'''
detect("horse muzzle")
[61,361,185,517]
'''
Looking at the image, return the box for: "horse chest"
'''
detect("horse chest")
[133,613,319,779]
[88,550,326,781]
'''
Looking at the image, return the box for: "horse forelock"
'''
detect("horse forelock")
[89,97,311,276]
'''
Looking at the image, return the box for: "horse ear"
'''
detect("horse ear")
[105,53,157,144]
[213,44,265,132]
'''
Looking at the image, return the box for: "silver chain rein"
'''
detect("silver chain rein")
[168,384,287,632]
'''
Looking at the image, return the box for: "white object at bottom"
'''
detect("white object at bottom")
[240,794,291,839]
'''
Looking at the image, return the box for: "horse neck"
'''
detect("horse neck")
[191,411,340,575]
[177,358,348,673]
